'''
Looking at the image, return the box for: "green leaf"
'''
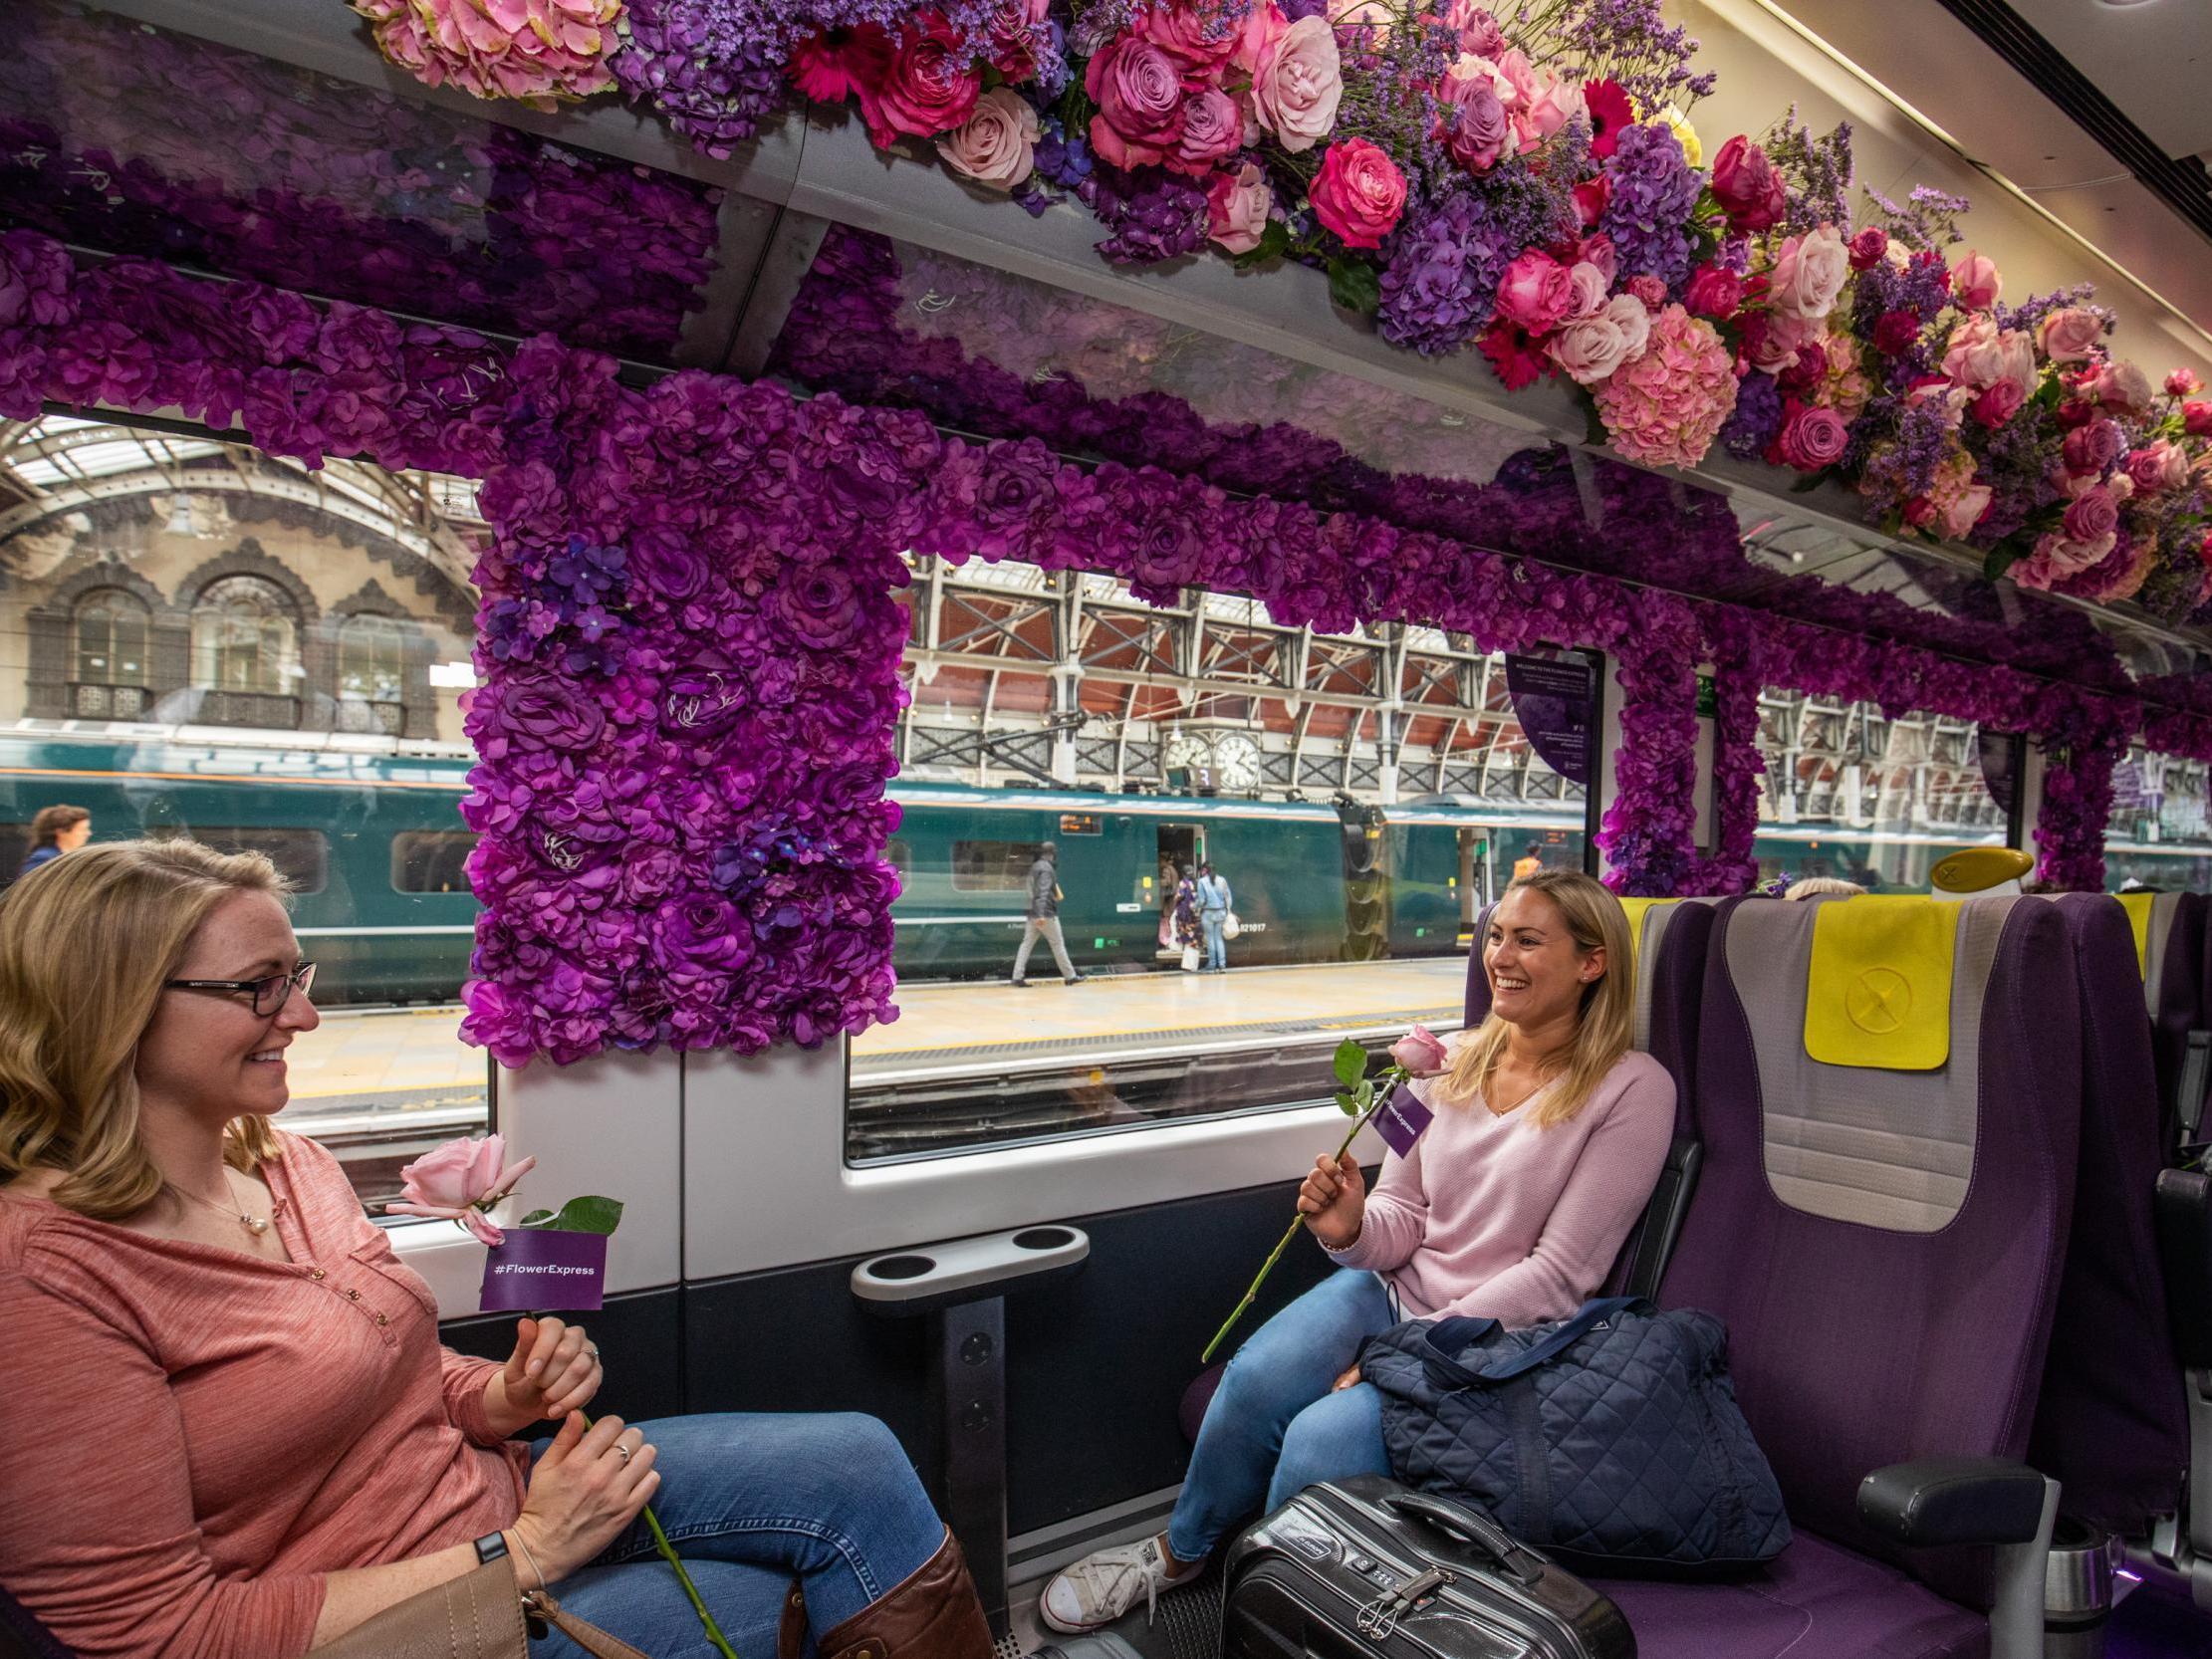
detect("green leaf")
[1231,217,1292,271]
[518,1208,555,1227]
[1333,1039,1367,1089]
[1336,1089,1363,1116]
[525,1195,624,1236]
[1326,257,1381,317]
[1982,544,2021,582]
[1788,468,1834,494]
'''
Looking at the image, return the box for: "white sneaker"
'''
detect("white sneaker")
[1038,1535,1202,1633]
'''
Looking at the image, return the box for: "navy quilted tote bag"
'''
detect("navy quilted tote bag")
[1361,1296,1791,1576]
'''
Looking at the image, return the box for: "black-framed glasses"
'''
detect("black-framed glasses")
[163,962,317,1017]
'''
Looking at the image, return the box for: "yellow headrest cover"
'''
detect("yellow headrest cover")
[1804,896,1960,1071]
[1929,846,2034,894]
[1615,897,1674,974]
[2117,891,2154,977]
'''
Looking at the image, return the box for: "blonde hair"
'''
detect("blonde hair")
[0,839,289,1220]
[1785,876,1865,900]
[1444,869,1635,1128]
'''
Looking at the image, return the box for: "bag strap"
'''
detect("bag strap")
[523,1588,655,1659]
[1421,1297,1640,1385]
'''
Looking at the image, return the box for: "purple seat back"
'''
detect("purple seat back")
[2025,893,2188,1534]
[1657,896,2080,1601]
[1463,896,1715,1140]
[2145,892,2205,1149]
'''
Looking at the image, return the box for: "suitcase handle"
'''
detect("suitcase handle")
[1382,1492,1545,1586]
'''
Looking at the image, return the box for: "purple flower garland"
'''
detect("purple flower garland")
[6,226,2207,1065]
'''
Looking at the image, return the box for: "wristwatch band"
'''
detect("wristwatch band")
[473,1531,510,1567]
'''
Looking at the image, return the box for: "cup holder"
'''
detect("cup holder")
[1012,1227,1076,1251]
[868,1255,936,1280]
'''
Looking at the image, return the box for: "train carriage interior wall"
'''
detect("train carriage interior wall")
[5,0,2212,1656]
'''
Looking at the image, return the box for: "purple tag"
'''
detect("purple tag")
[479,1228,608,1313]
[1371,1089,1434,1158]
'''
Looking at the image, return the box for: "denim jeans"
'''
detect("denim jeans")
[1201,910,1228,970]
[1166,1270,1397,1561]
[527,1413,945,1658]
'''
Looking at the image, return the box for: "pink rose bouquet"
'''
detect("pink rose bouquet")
[1310,137,1406,249]
[1250,14,1344,153]
[937,89,1040,190]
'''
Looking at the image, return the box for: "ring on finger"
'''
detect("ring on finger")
[616,1444,632,1464]
[586,1345,600,1360]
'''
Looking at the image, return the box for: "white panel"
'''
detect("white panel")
[683,1042,1377,1280]
[391,1049,683,1318]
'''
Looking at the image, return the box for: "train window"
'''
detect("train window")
[1751,691,2008,890]
[2106,748,2212,893]
[0,414,490,1215]
[156,827,330,894]
[951,839,1045,891]
[884,837,912,875]
[391,830,477,893]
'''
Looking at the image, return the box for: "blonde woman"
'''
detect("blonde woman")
[1043,870,1674,1633]
[0,840,987,1659]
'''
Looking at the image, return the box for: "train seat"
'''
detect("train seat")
[1587,895,2081,1659]
[2134,891,2208,1153]
[2023,893,2188,1540]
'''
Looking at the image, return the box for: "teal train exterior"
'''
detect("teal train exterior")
[14,729,2161,1004]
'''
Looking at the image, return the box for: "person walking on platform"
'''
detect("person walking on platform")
[1011,840,1083,987]
[13,805,91,884]
[1196,861,1233,973]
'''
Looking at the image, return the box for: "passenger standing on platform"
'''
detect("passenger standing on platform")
[13,805,91,883]
[1041,870,1674,1634]
[1196,861,1233,973]
[1012,839,1083,988]
[1172,864,1202,968]
[0,839,992,1659]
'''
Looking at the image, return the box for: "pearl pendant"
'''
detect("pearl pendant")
[244,1216,270,1236]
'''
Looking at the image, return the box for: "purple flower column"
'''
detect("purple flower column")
[462,341,940,1066]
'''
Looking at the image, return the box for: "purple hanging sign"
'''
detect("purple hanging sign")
[1502,654,1595,788]
[479,1227,608,1312]
[1371,1087,1434,1158]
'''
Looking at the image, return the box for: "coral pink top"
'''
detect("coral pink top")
[0,1132,528,1659]
[1329,1044,1675,1327]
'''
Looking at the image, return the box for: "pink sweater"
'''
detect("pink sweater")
[0,1132,529,1659]
[1329,1046,1675,1326]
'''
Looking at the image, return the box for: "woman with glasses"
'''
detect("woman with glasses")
[0,839,989,1659]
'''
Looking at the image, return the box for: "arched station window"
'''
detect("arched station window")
[70,590,150,717]
[190,576,299,695]
[338,613,407,704]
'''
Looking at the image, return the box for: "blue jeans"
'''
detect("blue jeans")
[1167,1270,1396,1561]
[527,1413,945,1658]
[1201,909,1227,970]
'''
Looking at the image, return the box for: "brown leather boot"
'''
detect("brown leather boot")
[816,1529,994,1659]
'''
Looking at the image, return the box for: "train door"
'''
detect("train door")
[1155,823,1201,958]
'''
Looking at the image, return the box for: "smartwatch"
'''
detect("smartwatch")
[473,1531,510,1567]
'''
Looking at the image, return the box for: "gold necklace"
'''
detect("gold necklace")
[169,1172,272,1237]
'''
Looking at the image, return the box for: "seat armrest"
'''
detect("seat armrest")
[2156,1168,2212,1368]
[1856,1458,2051,1547]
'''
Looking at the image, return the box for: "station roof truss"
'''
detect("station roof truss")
[1755,688,2008,835]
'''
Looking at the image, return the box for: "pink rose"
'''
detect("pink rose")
[2086,359,2152,415]
[1085,33,1186,169]
[1683,263,1745,321]
[1445,0,1506,59]
[2186,400,2212,437]
[1575,233,1617,283]
[1941,484,1993,540]
[1437,54,1512,171]
[1572,175,1611,228]
[2023,528,2116,586]
[1943,320,2036,395]
[1710,134,1786,232]
[1951,251,2000,311]
[2063,484,2119,545]
[2038,307,2102,363]
[1744,310,1818,374]
[864,15,984,141]
[1847,226,1888,271]
[2062,418,2123,476]
[1206,160,1273,254]
[937,88,1041,189]
[1777,403,1849,471]
[1171,88,1244,174]
[2167,367,2203,397]
[1769,225,1849,321]
[1872,311,1920,356]
[1548,293,1651,386]
[1495,249,1576,332]
[1940,313,1996,383]
[2126,439,2189,495]
[1565,260,1610,320]
[1514,74,1583,148]
[1492,47,1538,107]
[1232,1,1286,74]
[1970,380,2026,428]
[387,1132,536,1246]
[1388,1023,1451,1076]
[1251,14,1343,152]
[1138,2,1240,85]
[1309,136,1405,249]
[1626,273,1668,309]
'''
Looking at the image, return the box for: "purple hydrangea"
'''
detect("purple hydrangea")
[1081,168,1211,266]
[1600,122,1699,292]
[1720,369,1784,460]
[611,0,793,158]
[1377,191,1519,356]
